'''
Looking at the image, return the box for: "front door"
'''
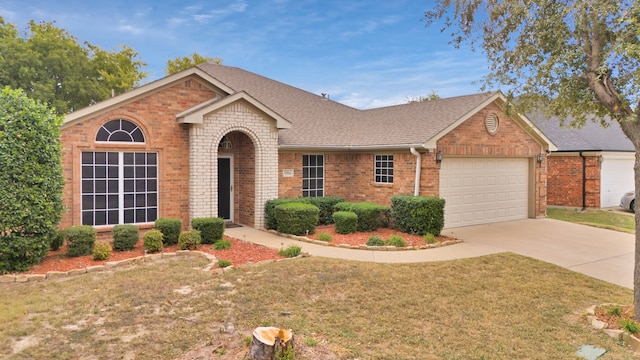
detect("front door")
[217,156,233,221]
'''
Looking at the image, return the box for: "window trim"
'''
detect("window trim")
[374,154,394,184]
[95,119,146,144]
[302,154,324,197]
[81,151,158,226]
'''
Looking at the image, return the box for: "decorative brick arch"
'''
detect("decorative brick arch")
[188,101,279,228]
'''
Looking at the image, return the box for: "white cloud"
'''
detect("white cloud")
[117,24,144,36]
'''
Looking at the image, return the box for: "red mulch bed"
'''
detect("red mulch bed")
[22,236,283,275]
[308,225,453,247]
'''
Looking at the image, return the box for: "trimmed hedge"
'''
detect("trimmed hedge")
[112,224,139,251]
[143,230,164,253]
[332,211,358,234]
[265,196,344,229]
[178,230,201,250]
[65,225,97,257]
[154,218,182,245]
[334,202,390,232]
[274,202,320,235]
[391,195,445,236]
[191,217,225,244]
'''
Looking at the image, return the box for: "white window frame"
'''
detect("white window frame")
[374,154,394,184]
[302,154,324,197]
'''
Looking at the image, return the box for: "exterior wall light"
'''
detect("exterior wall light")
[536,154,544,163]
[436,150,443,163]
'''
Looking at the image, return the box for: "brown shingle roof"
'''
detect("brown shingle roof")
[197,64,499,148]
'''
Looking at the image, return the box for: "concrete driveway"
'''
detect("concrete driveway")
[441,218,635,289]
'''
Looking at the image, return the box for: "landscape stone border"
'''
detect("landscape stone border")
[266,229,463,250]
[586,305,640,353]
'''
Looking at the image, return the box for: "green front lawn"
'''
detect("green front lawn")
[547,207,635,233]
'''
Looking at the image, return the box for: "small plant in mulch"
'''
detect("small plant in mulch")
[385,235,406,247]
[92,242,112,261]
[423,233,437,244]
[316,232,333,242]
[218,259,232,268]
[279,245,302,258]
[214,239,232,250]
[366,236,385,246]
[594,304,639,334]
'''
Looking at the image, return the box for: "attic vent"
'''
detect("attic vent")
[485,113,499,135]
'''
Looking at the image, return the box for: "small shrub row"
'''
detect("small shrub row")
[274,202,319,235]
[112,224,139,251]
[154,218,182,245]
[66,225,97,257]
[92,242,112,260]
[366,234,406,247]
[144,229,164,253]
[191,217,225,244]
[265,196,344,229]
[279,245,302,258]
[178,230,201,250]
[334,202,389,232]
[332,211,357,234]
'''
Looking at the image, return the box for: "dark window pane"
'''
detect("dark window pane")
[136,209,146,222]
[108,210,119,225]
[317,179,323,188]
[109,131,132,142]
[136,193,146,207]
[108,180,119,192]
[148,208,157,222]
[147,166,157,178]
[82,211,93,226]
[309,156,316,166]
[131,128,145,143]
[108,195,118,209]
[81,166,93,179]
[136,180,146,192]
[96,128,109,142]
[124,194,134,208]
[95,152,107,164]
[317,190,324,197]
[95,180,107,193]
[302,180,309,189]
[147,153,157,165]
[302,156,309,166]
[302,168,309,178]
[82,195,93,210]
[124,166,134,178]
[95,195,107,209]
[376,176,381,182]
[310,168,316,178]
[309,180,316,189]
[95,166,106,178]
[95,211,107,226]
[124,209,134,223]
[108,152,119,164]
[108,166,118,178]
[389,169,393,176]
[81,152,93,164]
[121,119,137,133]
[317,156,323,166]
[147,180,157,192]
[124,180,134,192]
[123,153,134,165]
[147,194,157,206]
[104,120,120,132]
[135,166,145,178]
[135,153,145,164]
[82,180,93,193]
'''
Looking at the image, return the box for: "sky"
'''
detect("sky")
[1,0,492,109]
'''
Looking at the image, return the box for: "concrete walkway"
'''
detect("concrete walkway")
[224,218,634,289]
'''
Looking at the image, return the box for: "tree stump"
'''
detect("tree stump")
[246,327,294,360]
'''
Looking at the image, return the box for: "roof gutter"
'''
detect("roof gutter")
[410,147,421,196]
[278,143,428,151]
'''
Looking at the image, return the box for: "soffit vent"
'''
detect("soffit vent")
[486,113,499,135]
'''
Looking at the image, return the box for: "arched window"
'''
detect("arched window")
[96,119,145,143]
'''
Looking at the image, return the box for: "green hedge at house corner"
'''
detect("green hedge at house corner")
[274,202,320,235]
[391,195,445,236]
[334,202,390,232]
[0,87,64,273]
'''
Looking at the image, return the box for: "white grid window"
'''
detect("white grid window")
[81,151,158,226]
[302,154,324,197]
[375,154,394,184]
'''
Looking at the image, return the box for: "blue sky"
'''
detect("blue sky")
[1,0,492,109]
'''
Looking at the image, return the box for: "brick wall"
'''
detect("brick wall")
[60,77,217,237]
[547,155,601,208]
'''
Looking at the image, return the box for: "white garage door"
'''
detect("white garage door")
[600,154,634,208]
[439,158,529,228]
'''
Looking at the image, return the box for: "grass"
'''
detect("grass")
[547,207,635,233]
[1,253,637,359]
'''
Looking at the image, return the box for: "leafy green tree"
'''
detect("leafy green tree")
[0,17,147,115]
[0,87,64,273]
[165,52,222,75]
[424,0,640,318]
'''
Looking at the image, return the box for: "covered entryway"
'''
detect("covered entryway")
[439,157,529,228]
[600,153,634,208]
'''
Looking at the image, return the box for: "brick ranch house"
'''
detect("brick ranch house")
[60,65,556,238]
[530,113,635,209]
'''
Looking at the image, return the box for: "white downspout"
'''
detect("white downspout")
[410,147,421,196]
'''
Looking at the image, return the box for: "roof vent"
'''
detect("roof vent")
[485,113,499,135]
[321,93,329,100]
